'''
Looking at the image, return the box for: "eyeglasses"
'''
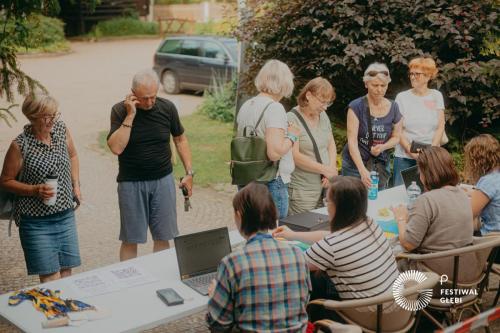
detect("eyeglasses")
[34,112,61,124]
[409,72,426,78]
[311,94,333,108]
[367,70,389,77]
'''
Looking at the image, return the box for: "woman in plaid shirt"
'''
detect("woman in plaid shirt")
[206,183,311,332]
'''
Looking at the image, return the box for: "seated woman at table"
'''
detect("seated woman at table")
[463,134,500,235]
[392,147,473,253]
[206,183,311,332]
[273,176,399,302]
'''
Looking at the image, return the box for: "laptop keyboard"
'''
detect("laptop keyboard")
[184,272,217,295]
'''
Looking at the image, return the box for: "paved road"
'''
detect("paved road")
[0,39,235,332]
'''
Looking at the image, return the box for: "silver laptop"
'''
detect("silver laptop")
[400,165,424,190]
[174,227,231,296]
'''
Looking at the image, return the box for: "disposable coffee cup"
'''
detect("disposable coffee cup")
[43,174,58,206]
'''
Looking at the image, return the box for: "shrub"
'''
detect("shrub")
[90,17,158,37]
[13,14,67,52]
[199,76,237,123]
[237,0,499,146]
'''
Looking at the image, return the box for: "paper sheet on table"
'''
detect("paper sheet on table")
[66,263,158,298]
[375,207,399,239]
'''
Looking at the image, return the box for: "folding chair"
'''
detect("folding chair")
[308,272,440,333]
[396,236,500,329]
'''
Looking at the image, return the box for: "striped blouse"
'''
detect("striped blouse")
[305,218,399,301]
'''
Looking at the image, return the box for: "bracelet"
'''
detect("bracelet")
[286,133,298,144]
[121,123,132,128]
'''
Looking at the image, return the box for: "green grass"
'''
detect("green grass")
[16,41,71,54]
[98,111,233,186]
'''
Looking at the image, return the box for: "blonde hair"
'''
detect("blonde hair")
[464,134,500,183]
[363,62,391,84]
[409,57,438,79]
[297,77,336,108]
[254,60,294,98]
[22,92,58,120]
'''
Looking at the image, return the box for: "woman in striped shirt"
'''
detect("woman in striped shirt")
[273,176,399,302]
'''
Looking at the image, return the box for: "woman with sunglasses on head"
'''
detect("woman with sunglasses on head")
[0,92,81,283]
[341,63,403,189]
[287,77,338,215]
[393,57,446,186]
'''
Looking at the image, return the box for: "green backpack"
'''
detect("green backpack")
[230,102,279,186]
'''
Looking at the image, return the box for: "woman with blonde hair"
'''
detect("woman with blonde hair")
[0,92,81,283]
[464,134,500,235]
[341,62,402,189]
[287,77,337,214]
[393,57,446,186]
[236,60,301,218]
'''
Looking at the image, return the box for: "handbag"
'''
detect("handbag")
[230,102,279,186]
[0,133,27,236]
[290,108,328,200]
[364,98,390,188]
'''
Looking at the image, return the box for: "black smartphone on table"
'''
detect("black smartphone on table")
[157,288,184,306]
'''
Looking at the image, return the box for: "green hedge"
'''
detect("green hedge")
[14,14,69,53]
[90,17,159,37]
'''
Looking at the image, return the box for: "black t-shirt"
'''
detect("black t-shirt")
[107,97,184,182]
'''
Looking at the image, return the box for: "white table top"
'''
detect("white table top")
[312,185,407,218]
[0,231,245,333]
[0,186,408,333]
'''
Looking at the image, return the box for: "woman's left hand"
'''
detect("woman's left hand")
[370,145,383,157]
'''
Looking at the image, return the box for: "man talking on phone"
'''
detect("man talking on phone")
[107,69,194,261]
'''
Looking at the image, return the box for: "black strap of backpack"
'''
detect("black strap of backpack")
[242,101,274,137]
[291,108,323,164]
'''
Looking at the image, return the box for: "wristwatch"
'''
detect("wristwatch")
[186,170,195,177]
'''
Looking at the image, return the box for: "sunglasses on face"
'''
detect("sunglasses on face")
[367,70,389,77]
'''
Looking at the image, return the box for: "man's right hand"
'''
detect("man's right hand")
[124,94,139,117]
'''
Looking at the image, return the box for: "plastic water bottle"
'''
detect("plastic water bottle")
[368,171,379,200]
[407,181,422,206]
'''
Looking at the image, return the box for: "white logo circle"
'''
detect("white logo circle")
[392,270,433,311]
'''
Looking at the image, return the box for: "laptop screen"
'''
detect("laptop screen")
[401,165,424,190]
[174,227,231,279]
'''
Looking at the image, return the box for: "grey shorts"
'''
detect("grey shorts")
[117,173,178,243]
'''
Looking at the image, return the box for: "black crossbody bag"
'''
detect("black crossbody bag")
[291,108,328,199]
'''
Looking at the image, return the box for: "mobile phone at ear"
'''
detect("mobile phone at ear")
[156,288,184,306]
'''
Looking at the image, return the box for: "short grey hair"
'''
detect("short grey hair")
[363,62,391,84]
[254,60,294,98]
[132,69,160,90]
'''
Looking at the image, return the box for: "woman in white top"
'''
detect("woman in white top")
[394,57,446,186]
[236,60,301,218]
